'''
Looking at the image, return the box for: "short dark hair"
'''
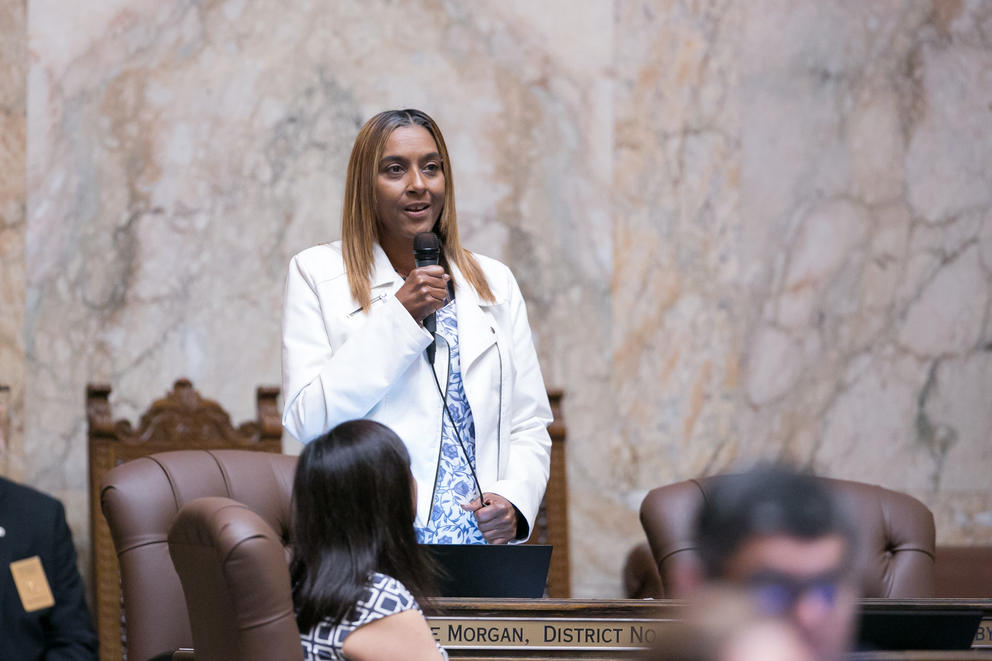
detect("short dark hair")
[290,419,437,632]
[694,465,855,578]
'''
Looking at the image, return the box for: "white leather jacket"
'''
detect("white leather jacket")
[281,241,552,537]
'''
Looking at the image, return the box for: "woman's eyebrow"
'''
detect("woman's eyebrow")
[379,152,441,165]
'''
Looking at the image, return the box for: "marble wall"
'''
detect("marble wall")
[736,0,992,543]
[0,0,26,480]
[593,0,992,594]
[2,0,990,598]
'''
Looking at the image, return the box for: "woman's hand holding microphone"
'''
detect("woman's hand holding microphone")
[396,266,450,323]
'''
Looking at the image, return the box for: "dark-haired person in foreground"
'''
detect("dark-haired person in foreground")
[292,419,447,661]
[692,466,859,661]
[0,476,98,660]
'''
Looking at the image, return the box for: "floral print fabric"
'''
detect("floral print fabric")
[416,300,486,545]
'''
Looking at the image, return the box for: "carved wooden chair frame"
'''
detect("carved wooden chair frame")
[528,389,570,598]
[87,379,281,661]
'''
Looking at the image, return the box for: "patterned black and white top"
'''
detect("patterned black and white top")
[299,572,448,661]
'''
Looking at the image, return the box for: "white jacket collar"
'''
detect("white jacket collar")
[370,242,505,307]
[368,243,501,369]
[449,256,506,307]
[370,243,401,289]
[450,258,502,371]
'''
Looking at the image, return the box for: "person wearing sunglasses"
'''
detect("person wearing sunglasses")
[691,465,860,661]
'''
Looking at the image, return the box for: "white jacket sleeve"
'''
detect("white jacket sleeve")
[281,255,433,443]
[487,271,553,540]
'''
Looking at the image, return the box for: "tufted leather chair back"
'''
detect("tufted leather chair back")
[639,476,935,599]
[100,450,298,661]
[168,496,304,661]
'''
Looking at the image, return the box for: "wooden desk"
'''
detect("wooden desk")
[444,655,992,661]
[428,599,992,660]
[851,654,992,661]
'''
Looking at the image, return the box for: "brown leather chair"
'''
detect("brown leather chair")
[638,476,936,599]
[168,497,303,661]
[100,449,298,661]
[88,379,282,660]
[935,546,992,598]
[622,541,663,600]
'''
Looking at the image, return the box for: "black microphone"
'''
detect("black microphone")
[413,232,440,364]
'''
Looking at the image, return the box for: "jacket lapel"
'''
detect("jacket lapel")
[368,244,498,369]
[370,243,402,292]
[452,262,499,371]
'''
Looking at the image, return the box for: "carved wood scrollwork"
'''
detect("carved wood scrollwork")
[87,379,282,448]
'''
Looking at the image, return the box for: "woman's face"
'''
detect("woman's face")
[374,125,445,248]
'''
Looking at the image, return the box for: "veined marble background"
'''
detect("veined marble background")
[0,0,25,480]
[1,0,989,597]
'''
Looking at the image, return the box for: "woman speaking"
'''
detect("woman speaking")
[282,109,552,545]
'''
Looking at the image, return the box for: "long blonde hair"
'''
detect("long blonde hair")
[341,109,494,310]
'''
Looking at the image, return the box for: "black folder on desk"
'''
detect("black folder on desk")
[422,544,552,598]
[856,607,982,651]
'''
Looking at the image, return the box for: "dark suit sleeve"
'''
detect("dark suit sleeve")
[41,501,98,661]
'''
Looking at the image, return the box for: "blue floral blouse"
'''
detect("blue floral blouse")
[415,300,486,545]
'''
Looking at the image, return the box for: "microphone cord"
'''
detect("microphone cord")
[429,333,485,507]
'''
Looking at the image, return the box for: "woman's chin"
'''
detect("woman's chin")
[402,209,440,230]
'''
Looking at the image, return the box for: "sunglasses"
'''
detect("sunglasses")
[744,569,847,615]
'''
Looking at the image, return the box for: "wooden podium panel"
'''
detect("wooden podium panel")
[431,599,673,658]
[427,599,992,660]
[851,654,992,661]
